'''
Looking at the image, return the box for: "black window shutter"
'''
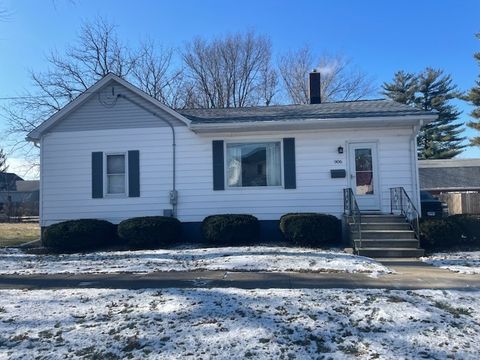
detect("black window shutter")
[92,152,103,198]
[128,150,140,197]
[283,138,296,189]
[212,140,225,190]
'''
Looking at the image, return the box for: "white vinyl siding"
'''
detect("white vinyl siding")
[40,125,418,226]
[50,81,186,133]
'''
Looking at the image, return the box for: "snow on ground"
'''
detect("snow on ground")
[421,251,480,274]
[0,288,478,359]
[0,246,390,276]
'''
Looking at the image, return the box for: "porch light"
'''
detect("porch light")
[337,146,344,154]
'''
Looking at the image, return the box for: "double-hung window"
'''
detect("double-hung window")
[226,141,282,187]
[106,154,126,195]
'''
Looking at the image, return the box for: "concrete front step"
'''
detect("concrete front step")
[357,247,425,258]
[357,223,411,230]
[354,239,420,248]
[359,215,406,223]
[355,230,416,240]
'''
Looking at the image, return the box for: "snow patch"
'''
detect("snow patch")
[421,251,480,274]
[0,246,390,276]
[0,288,478,359]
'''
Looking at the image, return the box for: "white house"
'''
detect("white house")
[27,73,437,253]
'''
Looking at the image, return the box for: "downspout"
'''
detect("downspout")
[33,140,43,237]
[116,94,178,217]
[411,121,423,212]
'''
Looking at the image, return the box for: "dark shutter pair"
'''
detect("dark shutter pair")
[212,138,296,190]
[92,150,140,198]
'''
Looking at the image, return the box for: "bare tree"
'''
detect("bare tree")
[2,17,183,169]
[0,148,8,173]
[0,1,11,21]
[260,67,278,106]
[279,46,375,103]
[182,31,277,108]
[4,17,139,136]
[131,39,186,108]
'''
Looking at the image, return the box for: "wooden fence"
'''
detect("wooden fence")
[438,192,480,215]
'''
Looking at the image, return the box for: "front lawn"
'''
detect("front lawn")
[0,223,40,247]
[421,251,480,274]
[0,288,478,359]
[0,246,390,276]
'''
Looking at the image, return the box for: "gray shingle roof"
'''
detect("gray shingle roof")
[178,99,434,124]
[419,166,480,190]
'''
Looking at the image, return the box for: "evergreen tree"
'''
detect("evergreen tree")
[0,148,7,173]
[415,68,465,159]
[382,70,417,105]
[383,68,465,159]
[466,33,480,146]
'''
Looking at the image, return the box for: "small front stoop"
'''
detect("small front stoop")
[350,214,424,258]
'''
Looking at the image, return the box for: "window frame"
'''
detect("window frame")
[224,139,284,190]
[104,152,129,197]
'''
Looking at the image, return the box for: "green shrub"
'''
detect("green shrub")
[117,216,181,249]
[279,213,341,247]
[447,214,480,245]
[419,218,460,250]
[42,219,117,252]
[201,214,260,246]
[420,215,480,250]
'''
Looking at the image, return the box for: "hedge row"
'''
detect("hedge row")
[42,212,342,252]
[420,214,480,250]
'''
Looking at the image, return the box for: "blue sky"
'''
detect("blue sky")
[1,0,479,164]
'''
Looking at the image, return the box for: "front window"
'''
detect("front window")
[226,142,281,187]
[106,154,126,195]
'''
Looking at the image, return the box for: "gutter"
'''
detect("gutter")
[188,114,438,133]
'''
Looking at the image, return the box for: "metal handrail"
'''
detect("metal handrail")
[343,188,362,248]
[390,187,420,242]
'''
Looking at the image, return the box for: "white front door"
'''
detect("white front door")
[349,142,380,210]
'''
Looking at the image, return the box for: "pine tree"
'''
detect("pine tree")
[383,68,465,159]
[0,148,7,173]
[415,68,465,159]
[382,70,417,105]
[466,33,480,146]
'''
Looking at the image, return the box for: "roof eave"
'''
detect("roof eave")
[189,114,438,133]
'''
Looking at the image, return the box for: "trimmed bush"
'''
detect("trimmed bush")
[420,215,480,250]
[279,213,341,247]
[448,215,480,245]
[201,214,260,246]
[117,216,181,249]
[42,219,117,252]
[419,218,460,250]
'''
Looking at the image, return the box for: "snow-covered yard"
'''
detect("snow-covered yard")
[0,288,478,359]
[421,251,480,274]
[0,246,390,276]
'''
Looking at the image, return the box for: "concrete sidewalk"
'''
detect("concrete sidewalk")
[0,259,479,291]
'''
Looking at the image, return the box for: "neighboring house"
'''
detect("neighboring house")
[16,180,40,192]
[419,159,480,215]
[0,172,23,191]
[0,179,40,216]
[26,73,437,247]
[419,159,480,194]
